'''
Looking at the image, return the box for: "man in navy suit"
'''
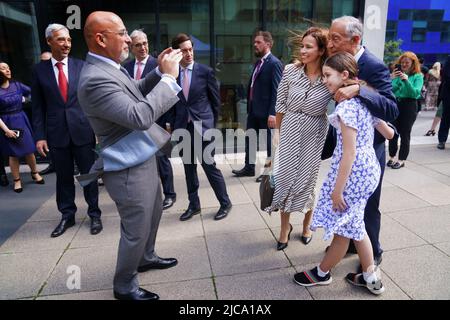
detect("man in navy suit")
[232,31,283,182]
[123,30,177,210]
[327,16,399,269]
[171,33,232,221]
[32,24,102,237]
[437,55,450,150]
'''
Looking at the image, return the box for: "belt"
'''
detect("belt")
[0,109,22,116]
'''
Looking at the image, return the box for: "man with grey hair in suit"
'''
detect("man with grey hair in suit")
[78,11,182,300]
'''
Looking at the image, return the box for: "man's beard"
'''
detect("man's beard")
[119,50,129,63]
[254,50,263,58]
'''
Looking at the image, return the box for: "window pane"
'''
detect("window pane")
[214,0,260,130]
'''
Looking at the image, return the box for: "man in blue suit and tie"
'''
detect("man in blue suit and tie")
[123,30,177,210]
[326,16,399,272]
[171,33,232,221]
[232,31,283,182]
[32,24,102,237]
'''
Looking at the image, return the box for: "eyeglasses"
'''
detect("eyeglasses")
[133,42,148,48]
[101,29,129,37]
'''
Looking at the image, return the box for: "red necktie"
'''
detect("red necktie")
[136,62,143,80]
[56,62,68,103]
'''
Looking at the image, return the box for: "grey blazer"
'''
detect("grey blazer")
[77,54,179,150]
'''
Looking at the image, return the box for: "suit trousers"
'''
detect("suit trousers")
[50,141,100,220]
[388,99,418,161]
[350,142,385,258]
[438,100,450,143]
[181,122,231,209]
[244,113,272,170]
[102,157,163,294]
[156,154,176,199]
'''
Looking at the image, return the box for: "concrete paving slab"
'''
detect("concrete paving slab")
[139,237,211,284]
[70,216,120,249]
[384,167,450,206]
[207,229,290,276]
[434,242,450,256]
[382,245,450,300]
[202,203,267,235]
[0,220,81,254]
[215,268,312,300]
[407,146,450,165]
[38,289,114,300]
[0,250,62,300]
[280,228,332,267]
[156,210,205,242]
[295,260,411,300]
[380,215,427,252]
[144,278,216,300]
[41,246,117,296]
[389,205,450,244]
[379,186,431,213]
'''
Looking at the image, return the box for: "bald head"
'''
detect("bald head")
[84,11,131,63]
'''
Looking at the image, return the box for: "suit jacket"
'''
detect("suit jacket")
[173,62,220,135]
[246,53,283,118]
[123,57,174,129]
[441,55,450,109]
[32,58,95,148]
[357,48,399,145]
[77,54,179,152]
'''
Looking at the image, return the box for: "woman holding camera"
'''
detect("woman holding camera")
[0,61,44,192]
[387,52,424,169]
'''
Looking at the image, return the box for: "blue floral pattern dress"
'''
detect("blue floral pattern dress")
[311,98,381,241]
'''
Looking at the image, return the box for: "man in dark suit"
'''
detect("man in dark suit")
[32,24,102,237]
[232,31,283,182]
[123,30,177,210]
[327,16,399,269]
[437,55,450,150]
[171,33,232,221]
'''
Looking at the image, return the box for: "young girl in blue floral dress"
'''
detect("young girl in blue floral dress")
[293,52,394,295]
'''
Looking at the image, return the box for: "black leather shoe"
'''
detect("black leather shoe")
[90,217,103,235]
[0,174,9,187]
[39,164,55,175]
[114,288,159,300]
[51,218,75,238]
[277,224,293,251]
[180,207,201,221]
[301,234,313,245]
[437,142,445,150]
[255,175,263,183]
[391,161,405,169]
[232,167,255,177]
[214,203,232,220]
[138,257,178,272]
[162,197,176,210]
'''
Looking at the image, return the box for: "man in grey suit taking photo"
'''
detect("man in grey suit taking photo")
[78,11,182,300]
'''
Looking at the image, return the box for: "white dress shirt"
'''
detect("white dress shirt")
[51,57,69,85]
[354,46,365,63]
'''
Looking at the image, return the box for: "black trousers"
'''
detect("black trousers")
[389,98,418,161]
[438,100,450,143]
[244,114,272,170]
[181,122,231,209]
[50,141,101,220]
[156,154,176,199]
[0,154,6,176]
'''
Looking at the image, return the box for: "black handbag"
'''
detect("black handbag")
[259,174,274,211]
[321,124,337,160]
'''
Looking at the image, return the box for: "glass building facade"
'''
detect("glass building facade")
[0,0,363,150]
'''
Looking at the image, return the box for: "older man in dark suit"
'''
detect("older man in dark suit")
[437,55,450,150]
[124,30,177,210]
[32,24,102,238]
[325,16,399,269]
[171,33,232,221]
[232,31,283,182]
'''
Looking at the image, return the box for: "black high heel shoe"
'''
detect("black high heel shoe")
[13,178,23,193]
[425,130,436,136]
[31,172,45,185]
[301,233,313,245]
[277,224,293,251]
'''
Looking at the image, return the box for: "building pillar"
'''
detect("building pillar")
[363,0,389,61]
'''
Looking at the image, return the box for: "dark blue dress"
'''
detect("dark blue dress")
[0,81,36,157]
